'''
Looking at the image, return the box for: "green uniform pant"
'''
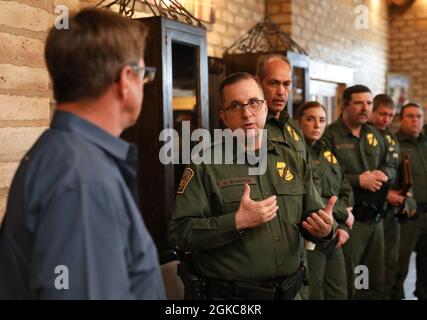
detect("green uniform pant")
[307,239,347,299]
[342,220,385,299]
[383,215,400,299]
[299,249,309,300]
[392,206,427,300]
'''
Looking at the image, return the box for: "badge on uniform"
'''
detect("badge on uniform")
[323,150,337,164]
[177,167,194,194]
[367,133,378,147]
[385,134,396,146]
[276,161,294,181]
[286,125,300,141]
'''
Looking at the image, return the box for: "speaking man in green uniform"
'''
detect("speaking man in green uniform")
[322,85,398,300]
[296,101,354,300]
[392,103,427,300]
[169,72,337,300]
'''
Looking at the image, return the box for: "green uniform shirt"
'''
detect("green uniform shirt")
[169,138,324,281]
[378,128,401,187]
[321,116,397,189]
[396,131,427,203]
[265,111,307,161]
[307,141,354,228]
[376,128,405,216]
[265,110,322,189]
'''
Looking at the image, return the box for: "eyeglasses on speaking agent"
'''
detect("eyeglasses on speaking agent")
[222,98,265,113]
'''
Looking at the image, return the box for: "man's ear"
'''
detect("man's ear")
[117,65,133,99]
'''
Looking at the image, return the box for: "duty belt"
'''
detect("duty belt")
[353,202,382,223]
[205,264,306,300]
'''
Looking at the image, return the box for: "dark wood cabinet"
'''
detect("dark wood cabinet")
[123,17,209,252]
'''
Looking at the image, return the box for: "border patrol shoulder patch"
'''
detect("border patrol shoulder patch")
[177,168,194,194]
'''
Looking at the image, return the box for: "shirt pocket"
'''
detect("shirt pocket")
[219,183,262,212]
[321,164,341,197]
[273,181,305,224]
[365,145,380,157]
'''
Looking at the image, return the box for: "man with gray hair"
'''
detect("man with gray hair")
[256,54,308,161]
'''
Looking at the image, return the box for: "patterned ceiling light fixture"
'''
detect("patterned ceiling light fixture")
[224,0,308,55]
[96,0,205,28]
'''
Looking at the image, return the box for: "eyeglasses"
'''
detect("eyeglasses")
[130,64,156,84]
[223,99,265,112]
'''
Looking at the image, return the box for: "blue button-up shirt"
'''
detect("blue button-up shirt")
[0,110,166,299]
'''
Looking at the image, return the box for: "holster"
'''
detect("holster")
[353,202,382,223]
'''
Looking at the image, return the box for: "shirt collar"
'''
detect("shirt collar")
[337,115,372,138]
[266,110,289,127]
[231,136,279,161]
[336,115,353,137]
[397,130,423,144]
[50,110,136,163]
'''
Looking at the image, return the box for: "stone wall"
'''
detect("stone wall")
[269,0,389,95]
[0,0,54,221]
[389,0,427,111]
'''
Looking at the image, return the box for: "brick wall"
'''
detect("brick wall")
[389,0,427,111]
[269,0,389,95]
[205,0,265,58]
[0,0,54,221]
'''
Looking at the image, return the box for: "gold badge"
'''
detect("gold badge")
[276,161,294,181]
[323,150,337,164]
[177,167,194,194]
[287,125,300,141]
[367,133,378,147]
[386,134,396,146]
[276,162,286,177]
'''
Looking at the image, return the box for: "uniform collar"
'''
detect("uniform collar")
[336,115,353,137]
[231,136,280,161]
[397,130,425,144]
[337,115,372,138]
[266,110,290,127]
[50,110,137,163]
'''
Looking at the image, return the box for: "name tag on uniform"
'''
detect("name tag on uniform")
[217,177,257,188]
[336,143,355,150]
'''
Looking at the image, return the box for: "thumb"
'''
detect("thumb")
[325,195,337,215]
[242,184,251,201]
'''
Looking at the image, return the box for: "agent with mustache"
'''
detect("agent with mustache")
[256,54,319,300]
[256,54,308,161]
[322,85,397,299]
[296,101,354,300]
